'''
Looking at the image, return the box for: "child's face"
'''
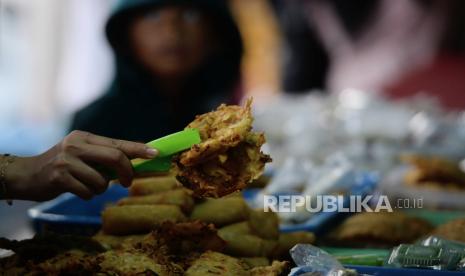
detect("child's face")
[130,5,212,79]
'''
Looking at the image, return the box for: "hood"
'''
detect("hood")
[106,0,242,52]
[105,0,243,101]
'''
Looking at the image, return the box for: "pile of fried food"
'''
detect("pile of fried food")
[174,98,272,198]
[1,100,301,275]
[402,154,465,191]
[1,175,316,275]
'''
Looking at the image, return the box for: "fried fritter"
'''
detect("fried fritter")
[129,175,181,196]
[118,188,195,213]
[0,233,104,262]
[189,197,250,226]
[185,251,289,276]
[326,212,433,248]
[101,204,187,235]
[152,221,226,254]
[1,223,288,276]
[92,231,147,250]
[402,155,465,190]
[174,99,272,198]
[97,250,182,276]
[250,260,289,276]
[184,251,250,276]
[432,218,465,243]
[33,250,98,275]
[0,234,104,275]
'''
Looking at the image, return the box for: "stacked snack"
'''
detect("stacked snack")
[0,222,289,275]
[99,174,315,263]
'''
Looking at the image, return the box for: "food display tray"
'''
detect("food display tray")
[28,184,129,235]
[346,265,465,275]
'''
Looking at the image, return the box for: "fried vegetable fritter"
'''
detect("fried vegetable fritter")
[326,212,433,248]
[402,155,465,190]
[1,221,290,276]
[433,218,465,243]
[174,99,271,198]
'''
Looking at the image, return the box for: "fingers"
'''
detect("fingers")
[76,144,135,187]
[82,132,158,159]
[68,157,108,194]
[62,130,159,189]
[62,173,94,200]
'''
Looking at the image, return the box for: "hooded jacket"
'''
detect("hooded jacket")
[70,0,243,142]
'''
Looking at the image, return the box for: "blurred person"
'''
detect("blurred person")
[271,0,379,93]
[71,0,243,142]
[273,0,465,109]
[0,130,158,202]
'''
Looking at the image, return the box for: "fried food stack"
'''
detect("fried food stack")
[100,175,314,261]
[1,175,307,275]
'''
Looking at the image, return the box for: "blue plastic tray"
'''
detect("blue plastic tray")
[28,184,129,235]
[346,265,465,275]
[290,265,465,275]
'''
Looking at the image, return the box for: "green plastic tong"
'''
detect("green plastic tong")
[102,128,200,179]
[131,128,201,173]
[130,128,201,173]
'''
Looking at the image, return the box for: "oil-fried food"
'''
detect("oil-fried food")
[0,234,104,275]
[97,250,181,275]
[118,188,195,213]
[174,99,272,198]
[102,205,187,235]
[326,212,433,247]
[33,250,98,275]
[218,232,278,257]
[190,197,250,226]
[432,218,465,243]
[184,251,250,276]
[0,233,104,262]
[250,260,289,276]
[92,231,147,250]
[240,257,270,269]
[248,209,280,240]
[274,232,316,259]
[129,175,181,196]
[1,222,289,276]
[152,221,226,254]
[218,221,252,236]
[402,155,465,190]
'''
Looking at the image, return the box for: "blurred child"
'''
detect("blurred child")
[71,0,243,141]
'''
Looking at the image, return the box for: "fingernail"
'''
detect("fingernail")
[145,147,159,158]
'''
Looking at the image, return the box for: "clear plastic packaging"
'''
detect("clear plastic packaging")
[253,91,465,214]
[289,244,359,276]
[385,237,465,271]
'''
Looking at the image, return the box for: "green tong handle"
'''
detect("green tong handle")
[103,129,201,178]
[132,128,201,173]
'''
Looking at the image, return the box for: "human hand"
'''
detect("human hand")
[4,130,158,201]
